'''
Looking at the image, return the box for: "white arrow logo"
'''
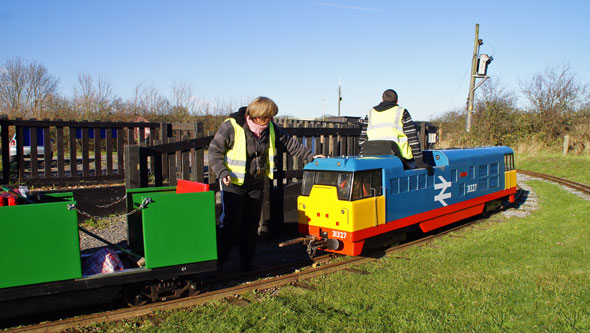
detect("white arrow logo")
[434,176,452,206]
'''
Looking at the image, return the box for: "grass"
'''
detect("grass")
[79,215,124,230]
[517,151,590,184]
[85,178,590,332]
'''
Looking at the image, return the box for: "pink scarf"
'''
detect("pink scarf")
[246,116,268,138]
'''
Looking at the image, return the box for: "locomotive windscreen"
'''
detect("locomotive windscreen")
[301,171,352,200]
[301,170,382,201]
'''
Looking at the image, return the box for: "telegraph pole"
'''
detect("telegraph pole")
[337,79,342,117]
[465,24,481,132]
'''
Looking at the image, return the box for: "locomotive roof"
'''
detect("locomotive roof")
[304,146,514,172]
[304,155,404,172]
[435,146,514,160]
[429,146,514,167]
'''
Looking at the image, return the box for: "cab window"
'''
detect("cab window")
[351,170,382,200]
[301,171,352,201]
[504,154,515,171]
[301,169,381,201]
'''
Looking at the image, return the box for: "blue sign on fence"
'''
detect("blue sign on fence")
[22,127,45,146]
[75,128,118,139]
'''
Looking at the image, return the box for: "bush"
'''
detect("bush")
[566,109,590,154]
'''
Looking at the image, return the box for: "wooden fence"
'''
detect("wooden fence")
[123,120,362,229]
[0,117,204,186]
[125,119,362,188]
[1,116,437,189]
[2,116,437,228]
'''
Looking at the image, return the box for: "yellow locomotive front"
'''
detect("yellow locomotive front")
[297,169,385,256]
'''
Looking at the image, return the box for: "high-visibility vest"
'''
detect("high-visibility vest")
[224,118,276,185]
[366,105,413,159]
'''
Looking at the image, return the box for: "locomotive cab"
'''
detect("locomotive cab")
[298,168,386,256]
[301,169,383,201]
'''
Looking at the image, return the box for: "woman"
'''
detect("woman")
[208,96,323,271]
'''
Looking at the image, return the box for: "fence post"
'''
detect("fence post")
[181,135,191,180]
[43,125,51,178]
[56,123,65,178]
[0,116,9,184]
[30,123,39,179]
[194,121,204,138]
[419,122,427,151]
[160,123,170,184]
[563,135,569,156]
[139,142,150,188]
[168,137,177,186]
[71,126,78,178]
[125,144,141,188]
[192,122,205,182]
[94,128,101,177]
[82,127,90,177]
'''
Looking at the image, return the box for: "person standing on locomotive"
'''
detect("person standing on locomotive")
[208,96,323,271]
[359,89,427,170]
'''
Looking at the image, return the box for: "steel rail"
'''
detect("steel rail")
[7,188,525,332]
[517,169,590,195]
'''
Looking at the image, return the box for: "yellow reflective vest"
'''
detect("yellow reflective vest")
[224,118,276,185]
[366,105,413,159]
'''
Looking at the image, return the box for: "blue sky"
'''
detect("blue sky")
[1,1,589,121]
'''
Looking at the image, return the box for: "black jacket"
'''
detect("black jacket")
[208,107,315,193]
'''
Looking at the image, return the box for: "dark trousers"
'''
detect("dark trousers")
[217,187,263,265]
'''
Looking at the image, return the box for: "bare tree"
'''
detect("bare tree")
[471,78,520,145]
[73,73,94,119]
[95,75,114,117]
[138,83,170,117]
[73,73,117,120]
[168,81,196,122]
[171,81,196,113]
[520,63,588,137]
[127,82,146,118]
[477,77,516,107]
[209,96,245,116]
[0,58,26,117]
[195,97,244,134]
[0,57,59,118]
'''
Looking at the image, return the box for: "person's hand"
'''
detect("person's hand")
[222,175,231,186]
[313,154,326,159]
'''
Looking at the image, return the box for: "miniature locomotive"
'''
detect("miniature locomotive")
[297,146,517,256]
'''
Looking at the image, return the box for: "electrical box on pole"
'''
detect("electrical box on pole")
[477,54,493,76]
[465,24,492,133]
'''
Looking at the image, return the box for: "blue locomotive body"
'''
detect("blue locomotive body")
[298,146,517,256]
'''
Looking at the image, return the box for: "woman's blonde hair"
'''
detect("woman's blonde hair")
[246,96,278,118]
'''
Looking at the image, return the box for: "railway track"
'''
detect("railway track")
[517,169,590,195]
[9,170,584,332]
[7,222,485,333]
[8,206,520,332]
